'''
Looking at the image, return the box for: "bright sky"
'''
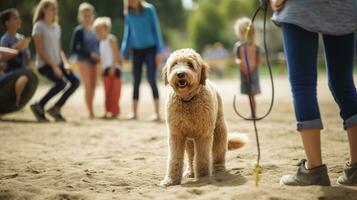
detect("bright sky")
[182,0,194,9]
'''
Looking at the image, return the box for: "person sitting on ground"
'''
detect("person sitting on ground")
[0,8,38,115]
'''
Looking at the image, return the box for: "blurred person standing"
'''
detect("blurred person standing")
[120,0,164,121]
[233,17,263,116]
[94,17,122,119]
[70,2,100,119]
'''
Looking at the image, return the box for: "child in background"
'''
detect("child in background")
[93,17,122,119]
[31,0,80,122]
[0,9,33,107]
[70,2,99,118]
[233,17,263,116]
[0,9,31,74]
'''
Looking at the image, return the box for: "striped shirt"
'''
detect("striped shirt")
[272,0,357,35]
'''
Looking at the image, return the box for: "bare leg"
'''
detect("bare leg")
[301,129,323,169]
[88,64,98,118]
[184,139,195,178]
[160,134,186,186]
[336,125,357,185]
[15,75,28,105]
[151,99,161,121]
[347,125,357,164]
[128,100,138,120]
[78,61,96,118]
[194,135,213,178]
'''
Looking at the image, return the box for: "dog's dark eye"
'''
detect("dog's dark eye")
[187,62,194,69]
[172,61,178,66]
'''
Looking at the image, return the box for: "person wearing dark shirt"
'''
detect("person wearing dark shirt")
[69,2,99,118]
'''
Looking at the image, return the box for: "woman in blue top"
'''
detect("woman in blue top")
[121,0,164,121]
[70,2,100,119]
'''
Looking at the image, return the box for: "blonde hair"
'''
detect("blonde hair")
[123,0,148,15]
[33,0,58,24]
[93,17,112,31]
[234,17,255,42]
[77,2,95,23]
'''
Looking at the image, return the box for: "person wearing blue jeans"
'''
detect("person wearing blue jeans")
[271,0,357,186]
[37,64,79,113]
[120,0,164,121]
[31,0,80,122]
[132,46,159,101]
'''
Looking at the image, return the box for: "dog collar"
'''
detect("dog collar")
[179,95,197,103]
[175,86,202,103]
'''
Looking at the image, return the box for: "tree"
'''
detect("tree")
[187,0,273,52]
[188,1,227,52]
[220,0,258,21]
[0,1,37,37]
[1,0,187,54]
[147,0,186,29]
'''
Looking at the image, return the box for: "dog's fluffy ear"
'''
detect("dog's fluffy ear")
[200,62,208,85]
[162,65,169,85]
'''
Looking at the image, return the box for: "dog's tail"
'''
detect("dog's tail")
[227,132,248,150]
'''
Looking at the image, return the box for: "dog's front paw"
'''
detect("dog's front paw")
[183,170,194,178]
[160,177,180,187]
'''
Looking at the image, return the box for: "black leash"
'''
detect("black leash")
[232,0,274,187]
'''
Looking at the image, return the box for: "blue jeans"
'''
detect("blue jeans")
[38,64,80,108]
[132,46,159,100]
[282,23,357,130]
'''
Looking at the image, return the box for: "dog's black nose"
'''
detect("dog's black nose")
[177,72,185,79]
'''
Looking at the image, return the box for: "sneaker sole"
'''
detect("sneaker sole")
[47,110,66,122]
[30,105,49,122]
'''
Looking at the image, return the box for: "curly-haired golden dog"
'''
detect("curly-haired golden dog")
[160,48,247,186]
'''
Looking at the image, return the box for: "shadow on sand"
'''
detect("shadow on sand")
[319,185,357,200]
[0,118,39,124]
[181,171,247,188]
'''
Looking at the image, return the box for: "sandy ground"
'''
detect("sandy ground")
[1,75,357,200]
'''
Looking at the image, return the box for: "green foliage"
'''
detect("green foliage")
[147,0,187,47]
[220,0,252,21]
[0,1,37,36]
[188,1,227,52]
[0,0,185,54]
[0,0,124,53]
[147,0,186,29]
[1,0,281,56]
[187,0,262,52]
